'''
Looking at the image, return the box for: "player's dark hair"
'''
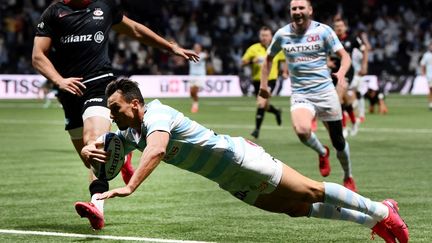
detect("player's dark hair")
[106,79,145,105]
[260,26,272,32]
[333,15,348,25]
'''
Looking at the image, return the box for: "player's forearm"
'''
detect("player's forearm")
[338,52,351,76]
[126,146,164,192]
[260,56,272,86]
[136,25,175,52]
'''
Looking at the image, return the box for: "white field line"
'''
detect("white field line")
[0,119,430,134]
[0,229,215,243]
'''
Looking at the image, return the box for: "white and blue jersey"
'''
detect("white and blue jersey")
[268,21,344,93]
[420,51,432,81]
[117,99,244,186]
[189,52,207,76]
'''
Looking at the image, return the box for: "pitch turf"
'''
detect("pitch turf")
[0,95,430,242]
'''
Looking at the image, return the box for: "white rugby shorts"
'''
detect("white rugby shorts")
[427,76,432,88]
[290,88,342,121]
[189,75,205,88]
[349,74,363,91]
[219,138,283,205]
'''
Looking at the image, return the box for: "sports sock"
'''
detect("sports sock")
[358,97,366,118]
[89,179,108,214]
[336,142,352,179]
[341,105,347,127]
[255,107,265,130]
[267,104,278,114]
[91,193,104,214]
[322,182,388,222]
[345,105,356,124]
[309,202,377,228]
[302,132,326,155]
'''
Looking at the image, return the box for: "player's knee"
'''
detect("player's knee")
[285,203,311,217]
[294,125,311,140]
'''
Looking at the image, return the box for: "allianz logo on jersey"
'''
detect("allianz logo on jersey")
[60,31,104,44]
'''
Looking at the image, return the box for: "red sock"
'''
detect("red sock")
[348,110,356,124]
[121,153,134,184]
[342,112,347,128]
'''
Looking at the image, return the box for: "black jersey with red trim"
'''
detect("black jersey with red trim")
[330,33,362,81]
[36,0,123,79]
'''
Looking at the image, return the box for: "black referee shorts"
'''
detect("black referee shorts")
[252,80,276,97]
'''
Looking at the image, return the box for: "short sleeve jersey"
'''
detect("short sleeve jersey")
[420,51,432,79]
[268,21,344,93]
[117,100,244,186]
[242,43,284,82]
[35,0,123,78]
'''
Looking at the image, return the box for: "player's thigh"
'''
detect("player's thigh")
[290,93,316,123]
[254,163,324,214]
[345,89,357,104]
[82,106,112,144]
[290,108,315,134]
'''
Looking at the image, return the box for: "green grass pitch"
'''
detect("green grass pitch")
[0,95,431,242]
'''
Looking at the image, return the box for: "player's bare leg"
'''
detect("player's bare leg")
[190,86,199,113]
[254,164,408,242]
[292,108,329,176]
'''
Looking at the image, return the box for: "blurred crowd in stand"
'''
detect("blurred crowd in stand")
[1,0,431,90]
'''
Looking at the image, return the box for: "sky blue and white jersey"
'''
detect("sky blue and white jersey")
[268,21,344,93]
[189,52,207,76]
[117,99,245,185]
[420,51,432,79]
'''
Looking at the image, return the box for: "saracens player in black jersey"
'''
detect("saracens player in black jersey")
[328,17,369,139]
[32,0,199,230]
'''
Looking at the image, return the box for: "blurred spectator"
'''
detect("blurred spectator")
[0,0,431,82]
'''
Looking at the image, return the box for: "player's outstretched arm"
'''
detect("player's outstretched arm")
[98,131,170,200]
[112,16,199,62]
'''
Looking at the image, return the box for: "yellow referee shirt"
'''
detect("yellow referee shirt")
[242,43,285,82]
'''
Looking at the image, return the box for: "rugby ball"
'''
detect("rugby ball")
[92,132,125,181]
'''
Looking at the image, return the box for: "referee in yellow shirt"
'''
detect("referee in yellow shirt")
[242,26,287,139]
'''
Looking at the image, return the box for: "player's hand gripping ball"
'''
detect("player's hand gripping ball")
[92,132,125,181]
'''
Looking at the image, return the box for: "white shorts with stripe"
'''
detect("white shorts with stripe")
[290,88,342,121]
[219,138,283,205]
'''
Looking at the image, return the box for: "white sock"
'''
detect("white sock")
[302,132,326,155]
[91,193,104,214]
[323,182,388,222]
[309,202,377,228]
[358,97,365,118]
[336,142,352,179]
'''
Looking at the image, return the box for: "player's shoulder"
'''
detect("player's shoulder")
[311,21,332,32]
[249,43,263,50]
[274,24,291,36]
[40,1,64,18]
[146,99,178,115]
